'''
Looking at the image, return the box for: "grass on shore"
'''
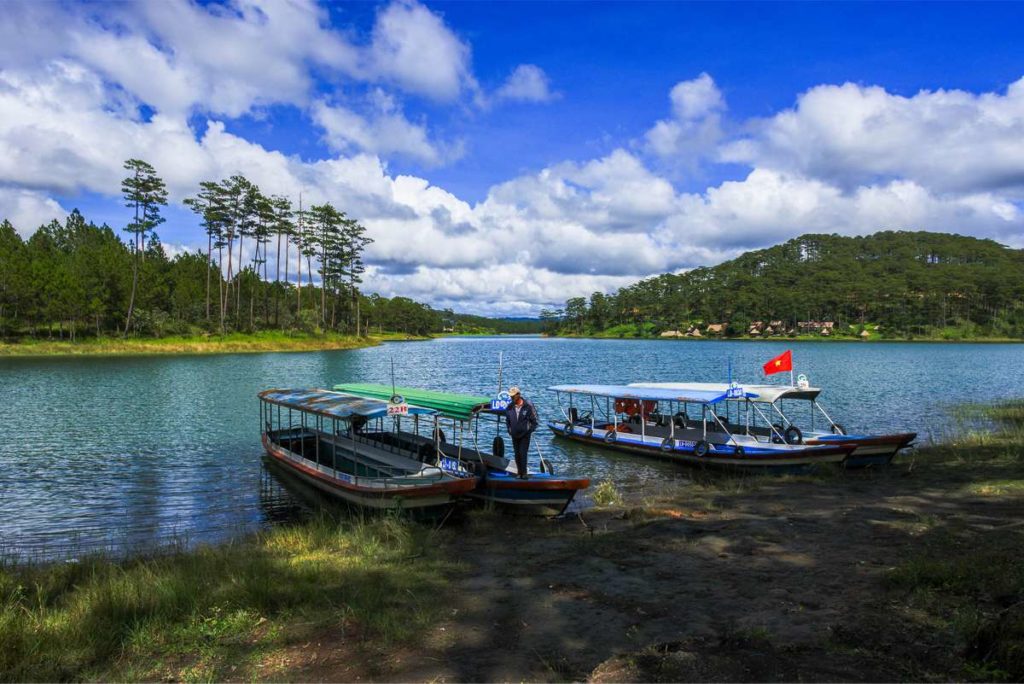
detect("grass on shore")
[0,330,427,357]
[0,516,457,682]
[883,401,1024,682]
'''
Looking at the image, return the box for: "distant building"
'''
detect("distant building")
[798,321,835,335]
[706,323,724,335]
[660,330,683,338]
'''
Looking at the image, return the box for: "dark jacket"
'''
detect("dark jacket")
[506,398,539,439]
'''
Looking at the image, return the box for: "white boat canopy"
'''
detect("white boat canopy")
[548,384,756,405]
[628,382,821,403]
[258,388,437,421]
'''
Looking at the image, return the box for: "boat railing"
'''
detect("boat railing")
[273,431,450,486]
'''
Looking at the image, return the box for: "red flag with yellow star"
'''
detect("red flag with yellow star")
[763,350,792,376]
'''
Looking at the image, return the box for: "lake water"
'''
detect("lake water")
[1,337,1022,560]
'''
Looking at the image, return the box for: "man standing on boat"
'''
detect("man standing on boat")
[506,386,538,479]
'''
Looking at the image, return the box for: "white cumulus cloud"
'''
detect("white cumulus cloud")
[720,79,1024,195]
[495,65,558,103]
[644,73,726,166]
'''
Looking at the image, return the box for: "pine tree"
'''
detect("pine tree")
[184,181,227,325]
[121,159,167,336]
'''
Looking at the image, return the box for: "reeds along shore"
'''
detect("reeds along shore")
[1,403,1022,682]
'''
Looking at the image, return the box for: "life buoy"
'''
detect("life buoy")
[660,437,674,452]
[785,426,803,445]
[615,398,641,416]
[604,430,617,443]
[492,435,505,459]
[694,440,710,457]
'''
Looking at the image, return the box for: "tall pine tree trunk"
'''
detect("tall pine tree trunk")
[307,254,315,324]
[218,245,226,332]
[205,231,212,322]
[320,247,327,326]
[236,234,244,327]
[224,234,233,324]
[274,231,282,327]
[124,241,140,337]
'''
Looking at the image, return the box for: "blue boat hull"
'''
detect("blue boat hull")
[548,422,851,470]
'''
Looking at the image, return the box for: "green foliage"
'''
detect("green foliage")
[592,480,623,506]
[554,231,1024,339]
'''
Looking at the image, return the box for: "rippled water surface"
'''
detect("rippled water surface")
[2,337,1022,559]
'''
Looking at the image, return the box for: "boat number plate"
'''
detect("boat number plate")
[441,457,468,475]
[387,403,409,416]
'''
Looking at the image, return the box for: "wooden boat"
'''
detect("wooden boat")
[334,383,590,516]
[630,381,917,467]
[258,389,476,512]
[548,384,855,469]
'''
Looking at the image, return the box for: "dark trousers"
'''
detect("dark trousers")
[512,434,531,477]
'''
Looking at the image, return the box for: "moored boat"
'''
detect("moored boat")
[549,384,855,469]
[335,383,590,516]
[630,381,916,467]
[258,388,476,513]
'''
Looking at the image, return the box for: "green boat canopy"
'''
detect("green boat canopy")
[334,383,495,421]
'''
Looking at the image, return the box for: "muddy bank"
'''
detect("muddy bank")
[332,442,1024,682]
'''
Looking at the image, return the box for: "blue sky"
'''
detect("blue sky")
[2,1,1023,315]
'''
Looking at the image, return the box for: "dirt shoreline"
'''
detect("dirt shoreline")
[284,448,1024,682]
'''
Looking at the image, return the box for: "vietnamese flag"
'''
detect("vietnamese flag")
[763,350,792,376]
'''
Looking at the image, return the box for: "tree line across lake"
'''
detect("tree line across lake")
[0,159,496,340]
[544,231,1024,340]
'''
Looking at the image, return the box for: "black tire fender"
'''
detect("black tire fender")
[584,427,594,438]
[694,440,710,457]
[832,423,846,436]
[785,426,803,445]
[660,437,674,452]
[604,430,616,444]
[434,428,446,444]
[734,444,746,456]
[492,435,505,459]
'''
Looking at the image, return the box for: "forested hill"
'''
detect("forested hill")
[548,231,1024,340]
